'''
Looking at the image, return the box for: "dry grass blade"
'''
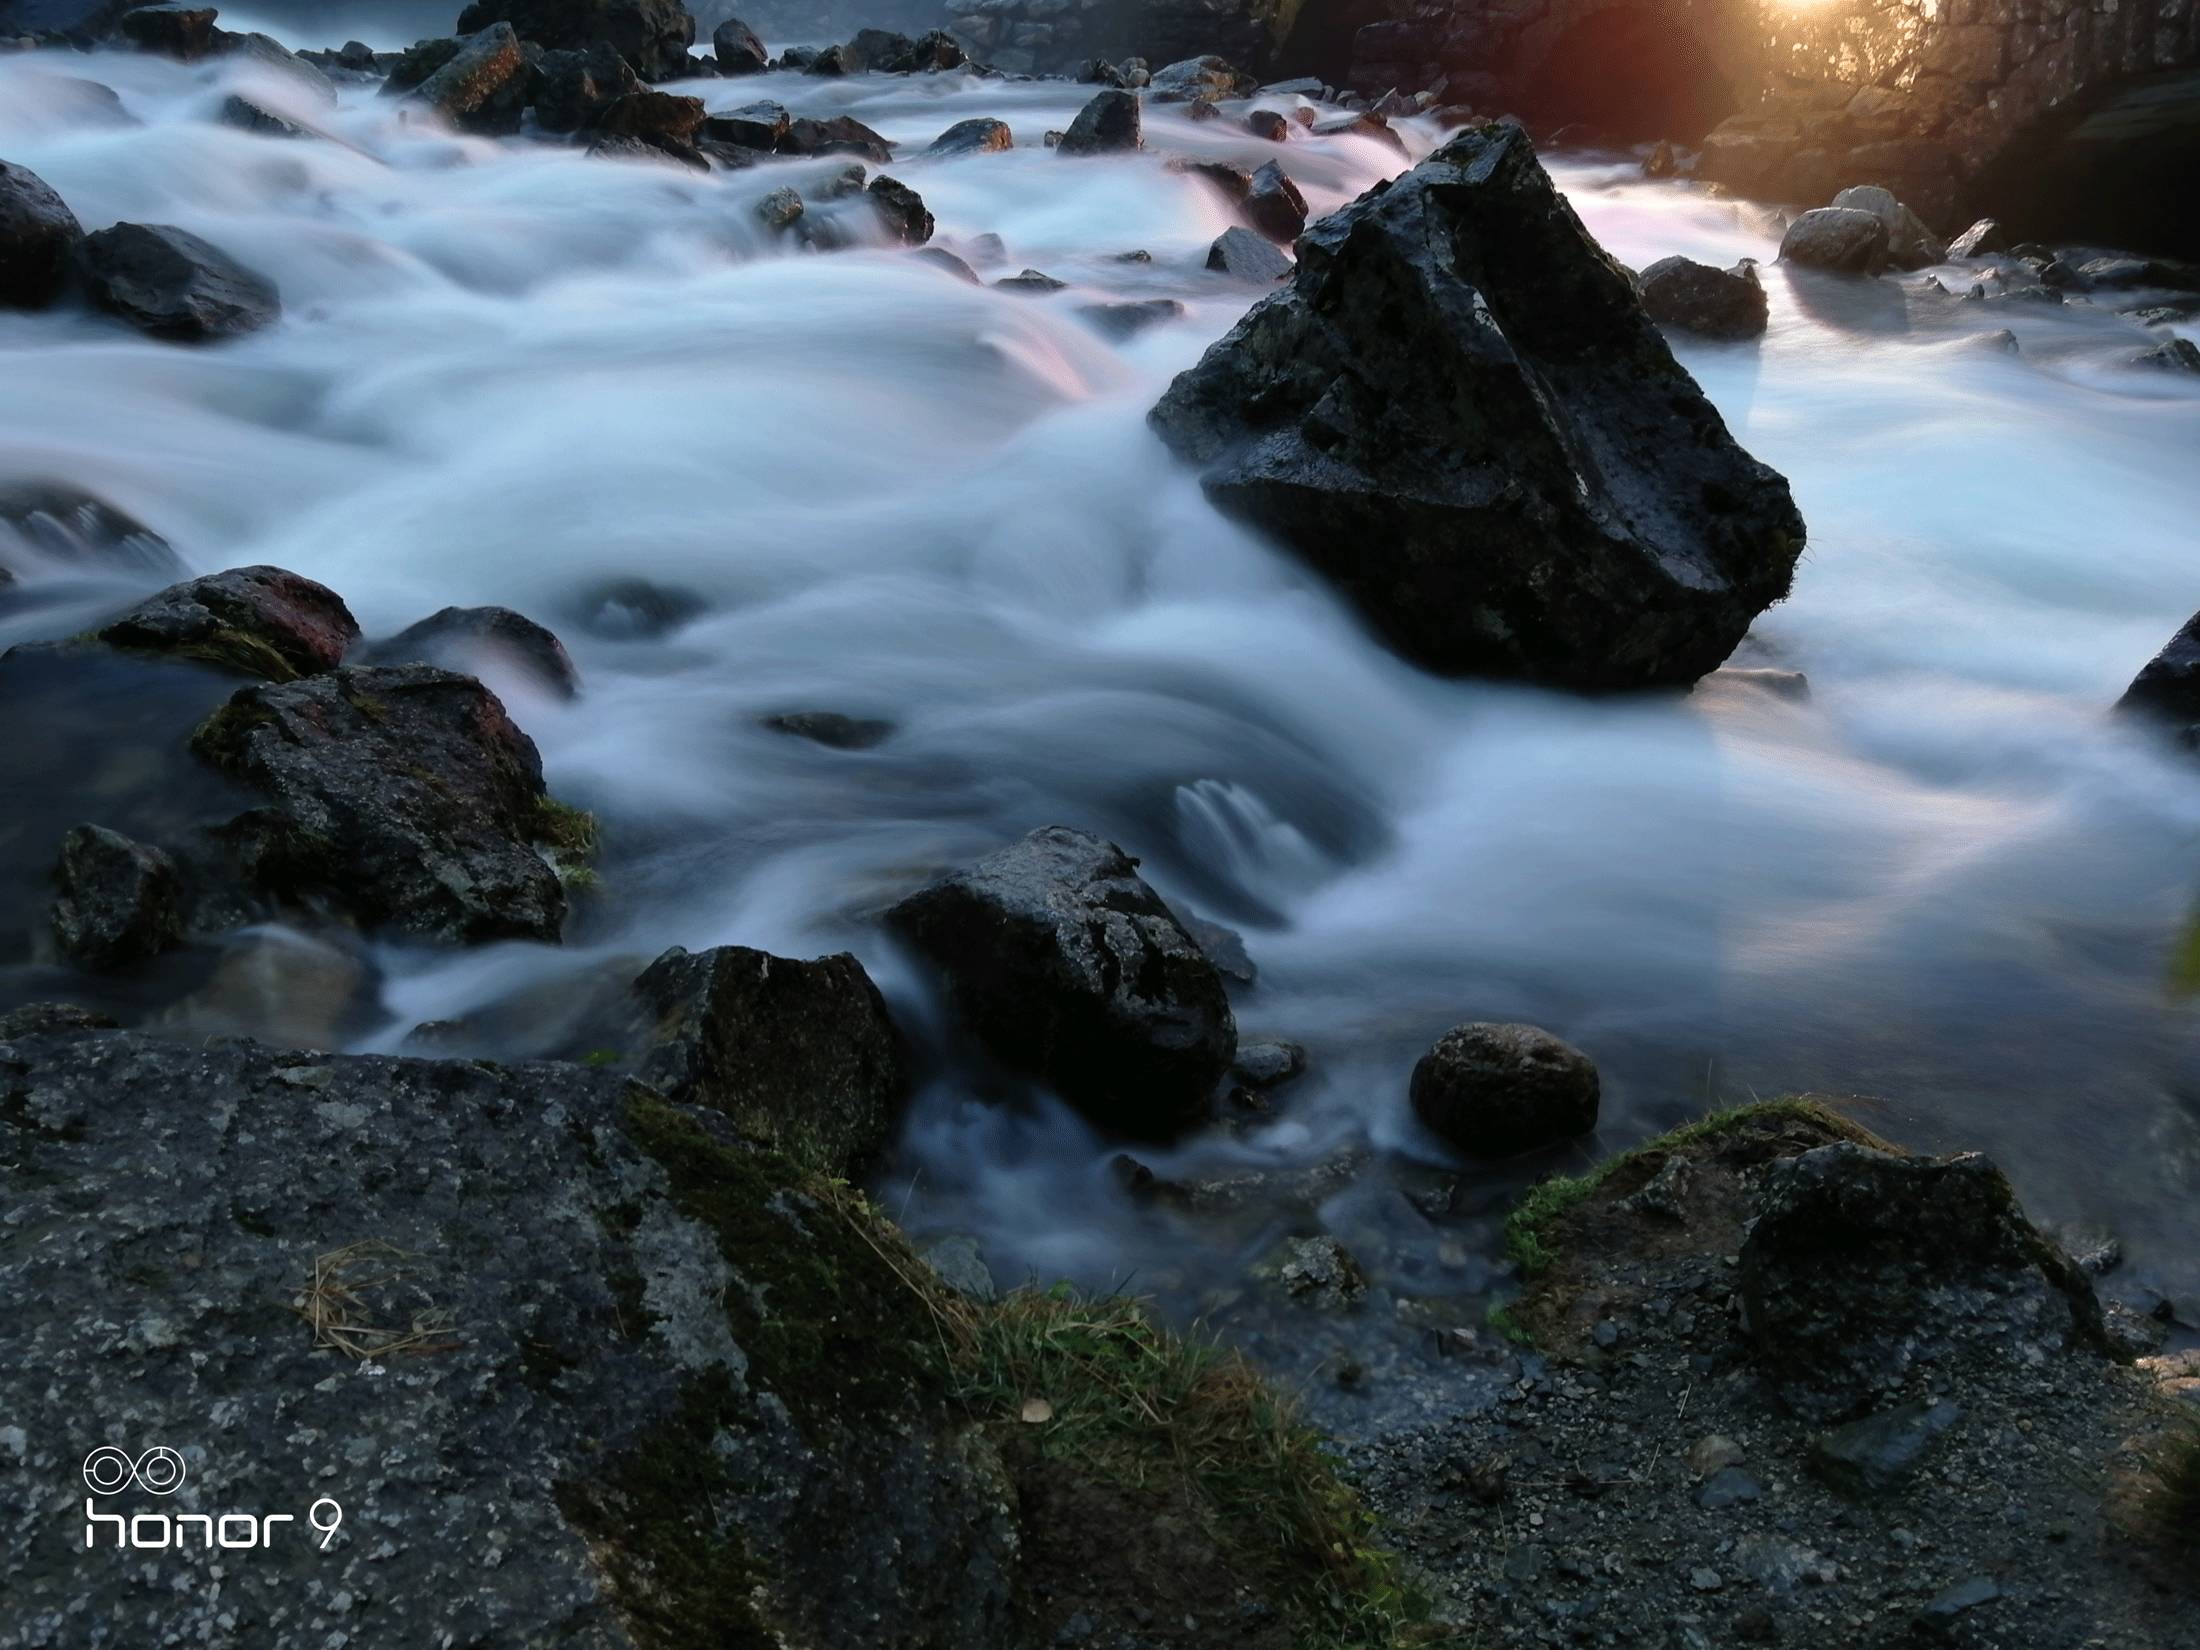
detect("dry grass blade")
[296,1239,463,1358]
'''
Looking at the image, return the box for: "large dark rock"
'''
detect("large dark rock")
[1409,1021,1599,1156]
[454,0,695,80]
[189,664,573,944]
[0,1030,1020,1650]
[867,175,933,246]
[1243,159,1306,243]
[370,604,579,699]
[2116,610,2200,742]
[591,89,707,145]
[116,2,216,59]
[843,26,963,72]
[1056,89,1141,156]
[1829,184,1944,270]
[887,825,1237,1138]
[0,159,82,310]
[1147,54,1240,101]
[534,42,639,133]
[1149,126,1806,689]
[74,222,280,341]
[382,35,465,95]
[712,14,767,72]
[701,98,789,150]
[929,116,1012,156]
[50,822,184,968]
[1206,225,1290,282]
[613,943,908,1173]
[779,113,893,163]
[1738,1143,2108,1421]
[1638,254,1768,339]
[95,565,358,681]
[1778,206,1889,275]
[408,22,530,134]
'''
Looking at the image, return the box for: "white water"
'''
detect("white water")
[5,49,2200,1358]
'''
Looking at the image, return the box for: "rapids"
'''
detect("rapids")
[4,46,2198,1413]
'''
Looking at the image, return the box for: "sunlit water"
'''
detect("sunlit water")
[5,46,2199,1418]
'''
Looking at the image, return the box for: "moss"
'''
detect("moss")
[105,622,301,683]
[580,1048,622,1068]
[533,796,600,859]
[188,692,279,773]
[2139,1410,2200,1553]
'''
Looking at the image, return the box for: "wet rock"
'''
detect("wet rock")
[780,113,893,163]
[1205,225,1290,282]
[1246,108,1292,142]
[533,43,638,133]
[1230,1038,1305,1090]
[711,15,766,73]
[190,664,573,945]
[763,710,894,749]
[1643,139,1678,177]
[803,42,846,75]
[1946,217,2007,259]
[73,222,280,341]
[1309,110,1407,155]
[407,21,529,133]
[1269,1234,1365,1309]
[1738,1143,2107,1421]
[1409,1021,1600,1157]
[2116,609,2200,740]
[1150,126,1805,689]
[1918,1576,2000,1628]
[1808,1399,1960,1495]
[1778,207,1889,275]
[1830,184,1945,270]
[50,823,184,968]
[868,175,933,246]
[843,27,963,73]
[887,825,1237,1139]
[0,1001,116,1038]
[1243,160,1306,243]
[454,0,694,81]
[2136,336,2200,374]
[117,3,216,60]
[701,99,789,150]
[1695,1466,1762,1509]
[588,132,708,171]
[929,116,1012,156]
[382,36,464,95]
[1078,297,1185,340]
[567,575,702,638]
[995,268,1066,294]
[616,943,907,1174]
[0,160,83,309]
[920,1234,997,1302]
[592,89,707,146]
[0,483,183,580]
[1056,89,1140,157]
[1176,157,1251,202]
[756,187,803,230]
[217,94,312,139]
[158,924,371,1048]
[370,605,579,700]
[96,565,358,681]
[1637,255,1768,340]
[1148,54,1239,102]
[915,245,980,283]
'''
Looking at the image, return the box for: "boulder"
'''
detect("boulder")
[0,483,184,580]
[1829,184,1945,270]
[1778,206,1889,275]
[2116,610,2200,741]
[1309,111,1407,156]
[1637,254,1768,339]
[382,35,464,95]
[453,0,694,81]
[928,116,1012,156]
[616,944,908,1174]
[218,95,312,139]
[370,604,579,699]
[1246,108,1291,142]
[1147,54,1238,102]
[994,268,1066,294]
[1079,297,1186,340]
[712,14,766,73]
[1408,1022,1599,1156]
[1243,160,1306,243]
[408,22,530,134]
[533,43,639,133]
[1056,89,1140,157]
[803,42,846,75]
[73,222,280,341]
[591,89,707,145]
[756,186,803,230]
[867,175,932,246]
[2136,336,2200,374]
[1738,1143,2107,1421]
[95,566,359,680]
[50,822,184,968]
[1176,158,1251,202]
[1946,217,2007,259]
[0,160,82,309]
[1149,126,1806,689]
[1205,225,1290,282]
[886,825,1237,1138]
[116,2,215,59]
[843,27,964,72]
[702,99,789,150]
[762,710,894,748]
[779,113,892,163]
[189,664,573,944]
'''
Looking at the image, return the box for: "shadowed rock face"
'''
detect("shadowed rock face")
[454,0,695,80]
[1149,125,1806,691]
[73,222,280,341]
[0,161,82,310]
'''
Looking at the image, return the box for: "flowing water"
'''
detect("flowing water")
[5,46,2199,1417]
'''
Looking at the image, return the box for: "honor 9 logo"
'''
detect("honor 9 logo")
[81,1446,344,1552]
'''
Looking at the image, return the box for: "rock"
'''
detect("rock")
[1637,255,1768,339]
[589,132,708,171]
[920,1234,996,1302]
[2116,610,2200,739]
[1738,1142,2108,1421]
[408,21,529,133]
[928,117,1012,156]
[1778,206,1889,275]
[224,31,339,103]
[217,94,312,139]
[1078,297,1185,340]
[843,27,963,73]
[95,565,359,680]
[803,42,846,75]
[701,99,788,150]
[0,1001,116,1037]
[370,605,579,700]
[1408,1022,1600,1157]
[1309,111,1407,155]
[190,664,574,945]
[51,823,184,968]
[533,43,639,133]
[1918,1576,2000,1627]
[1149,126,1805,689]
[0,160,82,309]
[1695,1466,1762,1509]
[1272,1234,1365,1309]
[915,246,980,284]
[1686,1434,1745,1476]
[1176,158,1251,202]
[617,944,907,1174]
[0,483,183,580]
[73,222,280,341]
[1243,160,1306,244]
[1230,1038,1305,1090]
[117,3,216,59]
[1643,139,1677,177]
[2136,336,2200,374]
[591,89,707,145]
[1808,1399,1960,1495]
[1056,89,1140,157]
[1829,184,1945,270]
[1946,217,2007,259]
[1148,55,1240,102]
[567,575,702,638]
[867,175,933,246]
[382,36,465,95]
[1246,108,1292,142]
[1205,225,1290,282]
[453,0,694,81]
[780,114,893,163]
[0,1030,1019,1650]
[994,268,1066,294]
[756,187,803,231]
[762,710,894,749]
[712,15,766,73]
[886,825,1237,1139]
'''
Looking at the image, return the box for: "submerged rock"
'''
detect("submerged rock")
[762,709,894,748]
[454,0,694,80]
[0,159,83,309]
[887,825,1237,1138]
[0,483,184,580]
[74,222,280,341]
[1056,89,1140,156]
[370,604,579,699]
[96,566,359,681]
[190,664,573,944]
[1410,1021,1600,1156]
[51,822,184,968]
[1079,297,1185,340]
[843,27,963,73]
[1637,255,1768,339]
[1778,206,1889,275]
[1150,126,1805,689]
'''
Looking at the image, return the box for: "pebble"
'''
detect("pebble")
[1688,1567,1724,1592]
